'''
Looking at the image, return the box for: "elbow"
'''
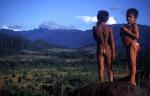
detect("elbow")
[136,35,139,39]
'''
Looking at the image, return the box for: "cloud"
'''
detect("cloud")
[76,16,97,23]
[76,16,117,25]
[0,25,23,31]
[39,21,72,30]
[1,25,9,29]
[107,16,117,25]
[0,22,76,31]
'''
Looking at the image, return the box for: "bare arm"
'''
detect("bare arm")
[122,24,139,40]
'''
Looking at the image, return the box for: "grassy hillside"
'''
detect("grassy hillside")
[0,46,149,96]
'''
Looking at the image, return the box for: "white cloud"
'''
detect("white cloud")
[0,25,22,31]
[39,21,72,30]
[1,25,9,29]
[76,16,97,23]
[76,16,117,25]
[107,16,117,25]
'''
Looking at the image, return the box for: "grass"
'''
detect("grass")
[0,49,149,96]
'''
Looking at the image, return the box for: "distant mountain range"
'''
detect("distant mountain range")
[0,24,149,51]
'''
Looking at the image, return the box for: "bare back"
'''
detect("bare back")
[93,24,112,49]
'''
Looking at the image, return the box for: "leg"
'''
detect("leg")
[105,50,113,82]
[97,54,105,82]
[129,45,138,85]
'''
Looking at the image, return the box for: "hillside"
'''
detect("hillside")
[0,24,150,50]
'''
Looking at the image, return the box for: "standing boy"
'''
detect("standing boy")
[93,10,115,82]
[120,8,140,86]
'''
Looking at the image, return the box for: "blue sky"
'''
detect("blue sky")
[0,0,150,30]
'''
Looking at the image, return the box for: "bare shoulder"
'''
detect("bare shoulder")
[107,25,113,33]
[133,24,139,29]
[132,24,139,34]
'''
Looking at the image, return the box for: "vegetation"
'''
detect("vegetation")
[0,47,149,96]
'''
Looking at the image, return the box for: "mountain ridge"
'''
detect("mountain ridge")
[0,24,149,49]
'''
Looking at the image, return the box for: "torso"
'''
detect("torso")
[121,24,135,46]
[94,24,111,50]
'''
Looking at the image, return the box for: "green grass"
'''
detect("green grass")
[0,49,149,96]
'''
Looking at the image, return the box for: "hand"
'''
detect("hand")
[122,26,129,32]
[112,52,115,60]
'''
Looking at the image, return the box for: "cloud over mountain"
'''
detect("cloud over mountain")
[39,21,72,30]
[0,25,23,31]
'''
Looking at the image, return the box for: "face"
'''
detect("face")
[126,13,136,24]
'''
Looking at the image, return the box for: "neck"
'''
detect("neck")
[128,21,136,25]
[97,22,106,26]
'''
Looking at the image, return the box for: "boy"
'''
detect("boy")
[93,10,115,82]
[120,8,140,86]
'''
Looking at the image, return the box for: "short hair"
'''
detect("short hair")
[97,10,109,22]
[126,8,138,18]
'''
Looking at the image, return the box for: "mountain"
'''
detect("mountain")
[0,30,55,54]
[0,24,150,50]
[19,28,94,49]
[21,24,150,50]
[33,39,65,49]
[138,25,150,50]
[0,31,33,54]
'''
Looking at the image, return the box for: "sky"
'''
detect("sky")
[0,0,150,31]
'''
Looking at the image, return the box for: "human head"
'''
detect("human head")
[126,8,138,24]
[97,10,109,22]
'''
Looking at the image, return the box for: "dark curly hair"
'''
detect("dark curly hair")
[97,10,109,22]
[126,8,138,18]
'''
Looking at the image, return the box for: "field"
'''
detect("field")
[0,47,149,96]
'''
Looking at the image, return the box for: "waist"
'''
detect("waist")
[132,40,140,46]
[97,43,111,49]
[122,37,134,46]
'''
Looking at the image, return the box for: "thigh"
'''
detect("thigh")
[105,50,112,66]
[130,45,138,63]
[97,54,105,68]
